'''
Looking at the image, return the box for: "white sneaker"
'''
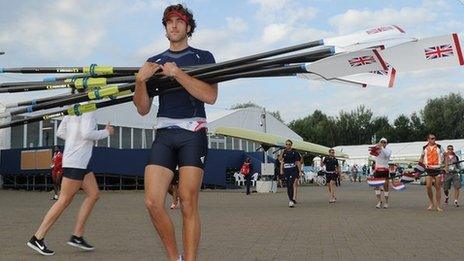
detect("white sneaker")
[288,201,295,208]
[383,203,389,209]
[376,202,382,209]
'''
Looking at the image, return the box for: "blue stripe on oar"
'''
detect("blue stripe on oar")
[43,76,56,81]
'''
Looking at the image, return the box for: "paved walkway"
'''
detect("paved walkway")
[1,183,463,260]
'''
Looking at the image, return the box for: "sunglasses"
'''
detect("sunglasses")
[448,147,454,150]
[285,143,291,146]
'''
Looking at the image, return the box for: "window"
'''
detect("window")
[110,126,120,148]
[11,125,24,148]
[233,137,240,150]
[27,121,39,147]
[121,127,131,148]
[146,129,153,147]
[41,120,55,147]
[225,136,233,150]
[97,124,108,147]
[133,128,142,148]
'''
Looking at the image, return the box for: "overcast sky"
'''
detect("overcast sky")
[1,0,463,123]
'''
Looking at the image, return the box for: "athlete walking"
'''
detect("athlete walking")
[321,148,340,203]
[280,140,301,208]
[133,4,217,261]
[26,112,114,255]
[372,138,392,209]
[419,134,445,211]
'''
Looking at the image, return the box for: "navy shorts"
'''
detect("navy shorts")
[148,128,208,172]
[425,168,442,177]
[325,172,337,183]
[63,168,91,181]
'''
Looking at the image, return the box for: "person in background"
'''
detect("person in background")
[280,139,301,208]
[372,138,392,209]
[241,157,252,195]
[321,148,340,203]
[50,146,63,200]
[443,145,461,207]
[419,133,445,211]
[27,112,114,256]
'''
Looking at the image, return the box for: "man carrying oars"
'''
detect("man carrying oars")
[133,4,217,261]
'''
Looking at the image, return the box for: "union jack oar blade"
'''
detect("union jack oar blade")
[303,48,388,80]
[379,33,464,72]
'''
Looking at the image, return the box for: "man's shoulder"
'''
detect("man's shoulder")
[189,46,213,56]
[146,50,168,63]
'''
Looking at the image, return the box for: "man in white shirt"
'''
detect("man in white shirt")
[27,112,113,256]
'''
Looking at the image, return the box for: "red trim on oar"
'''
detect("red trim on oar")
[372,49,388,70]
[388,68,397,88]
[452,33,464,66]
[392,25,405,34]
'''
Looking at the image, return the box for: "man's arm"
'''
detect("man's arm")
[134,62,159,116]
[160,62,218,105]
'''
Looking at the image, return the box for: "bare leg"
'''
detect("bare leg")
[144,165,178,261]
[455,188,460,202]
[434,176,442,211]
[73,173,100,237]
[330,180,336,199]
[35,178,82,239]
[178,166,204,261]
[425,176,434,210]
[375,188,381,203]
[383,181,389,204]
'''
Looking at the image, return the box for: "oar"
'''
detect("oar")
[379,33,464,72]
[0,24,406,77]
[0,65,140,75]
[6,46,388,120]
[10,47,336,115]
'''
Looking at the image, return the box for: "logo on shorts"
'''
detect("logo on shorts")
[200,156,205,164]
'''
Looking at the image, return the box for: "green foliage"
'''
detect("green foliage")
[287,93,464,146]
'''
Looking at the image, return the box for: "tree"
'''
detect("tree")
[230,101,260,109]
[422,93,464,139]
[393,114,411,142]
[230,101,284,123]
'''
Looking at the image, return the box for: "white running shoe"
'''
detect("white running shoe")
[383,203,389,209]
[376,202,382,209]
[288,201,295,208]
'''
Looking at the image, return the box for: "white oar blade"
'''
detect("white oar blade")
[340,37,416,52]
[323,25,406,48]
[379,33,464,72]
[339,66,397,88]
[306,49,388,79]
